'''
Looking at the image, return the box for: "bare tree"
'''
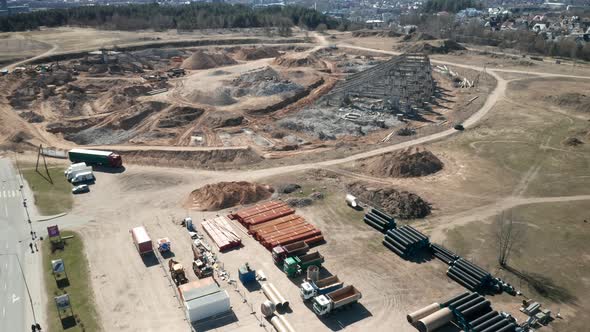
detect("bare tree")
[496,211,523,267]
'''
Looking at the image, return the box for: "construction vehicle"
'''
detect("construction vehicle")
[192,259,213,279]
[283,251,324,278]
[157,238,171,253]
[300,275,343,301]
[169,259,188,286]
[312,285,362,316]
[272,241,309,265]
[167,68,185,77]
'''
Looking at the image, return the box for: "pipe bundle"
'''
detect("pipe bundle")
[430,243,459,265]
[383,225,429,258]
[447,259,493,292]
[364,208,396,233]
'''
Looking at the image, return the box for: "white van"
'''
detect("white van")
[64,163,87,177]
[67,166,92,181]
[70,171,95,184]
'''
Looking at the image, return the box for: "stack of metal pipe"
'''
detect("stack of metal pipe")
[430,243,459,265]
[447,258,493,292]
[382,225,429,258]
[363,208,396,233]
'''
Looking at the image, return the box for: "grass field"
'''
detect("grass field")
[42,230,101,332]
[22,167,73,215]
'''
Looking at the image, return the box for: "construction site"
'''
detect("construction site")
[1,26,589,332]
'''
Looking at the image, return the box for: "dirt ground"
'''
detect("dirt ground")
[3,29,590,332]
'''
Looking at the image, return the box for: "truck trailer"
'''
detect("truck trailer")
[283,251,324,278]
[131,226,153,256]
[272,241,310,265]
[68,148,123,168]
[300,275,344,300]
[312,285,362,316]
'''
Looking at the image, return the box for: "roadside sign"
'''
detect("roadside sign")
[47,225,60,237]
[55,294,70,310]
[51,259,65,273]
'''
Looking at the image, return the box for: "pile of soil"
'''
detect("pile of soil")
[187,88,237,106]
[563,137,584,146]
[181,51,237,70]
[203,111,244,128]
[187,181,274,210]
[157,106,204,128]
[361,148,444,178]
[233,47,281,60]
[18,111,44,123]
[544,93,590,113]
[402,32,435,42]
[273,54,326,69]
[347,182,431,219]
[401,40,466,54]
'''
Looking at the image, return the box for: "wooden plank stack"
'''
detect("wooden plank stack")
[201,216,241,251]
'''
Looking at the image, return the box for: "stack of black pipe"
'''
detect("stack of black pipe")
[364,208,396,233]
[443,292,516,332]
[430,243,459,265]
[447,258,493,292]
[383,225,429,258]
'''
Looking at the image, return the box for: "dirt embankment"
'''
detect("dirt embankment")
[347,182,431,219]
[181,50,237,70]
[360,148,444,178]
[186,181,274,210]
[273,54,327,69]
[233,46,281,61]
[544,93,590,113]
[396,39,466,55]
[118,147,262,168]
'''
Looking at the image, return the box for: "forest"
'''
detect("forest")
[0,3,339,32]
[422,0,482,13]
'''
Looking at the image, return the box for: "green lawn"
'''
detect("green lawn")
[42,231,101,331]
[22,167,73,215]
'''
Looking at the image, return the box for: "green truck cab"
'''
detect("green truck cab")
[283,251,324,277]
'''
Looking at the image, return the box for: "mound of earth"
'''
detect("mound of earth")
[231,67,304,97]
[18,111,44,123]
[361,148,443,178]
[401,40,465,54]
[187,181,274,210]
[234,47,281,60]
[402,32,435,42]
[347,182,431,219]
[157,107,204,128]
[187,88,237,106]
[544,93,590,113]
[563,137,584,146]
[273,54,326,69]
[352,30,402,38]
[181,51,237,70]
[203,111,244,128]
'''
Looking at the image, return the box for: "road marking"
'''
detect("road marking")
[3,205,7,217]
[2,306,4,317]
[12,294,20,303]
[11,190,15,197]
[3,282,6,290]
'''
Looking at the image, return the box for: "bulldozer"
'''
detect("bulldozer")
[168,259,188,286]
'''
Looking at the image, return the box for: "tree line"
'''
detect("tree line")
[0,3,340,32]
[423,0,482,14]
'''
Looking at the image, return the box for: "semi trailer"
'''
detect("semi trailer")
[68,149,123,168]
[300,275,343,301]
[312,285,362,316]
[131,226,153,256]
[272,241,310,265]
[283,251,324,277]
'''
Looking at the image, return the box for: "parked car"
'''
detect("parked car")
[72,184,89,194]
[454,124,465,131]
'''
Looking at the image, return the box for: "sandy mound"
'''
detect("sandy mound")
[544,93,590,113]
[181,51,237,70]
[234,47,281,60]
[402,32,435,42]
[563,137,584,146]
[347,182,431,219]
[187,181,274,210]
[273,54,326,69]
[361,148,443,178]
[400,40,466,54]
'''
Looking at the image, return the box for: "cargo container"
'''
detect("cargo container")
[312,285,362,316]
[272,241,310,265]
[68,148,122,168]
[283,251,324,277]
[300,275,343,300]
[130,226,153,255]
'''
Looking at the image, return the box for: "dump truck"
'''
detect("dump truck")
[300,275,343,301]
[192,259,213,279]
[283,251,324,278]
[169,259,188,286]
[130,226,153,256]
[272,241,310,265]
[312,285,362,316]
[68,148,123,168]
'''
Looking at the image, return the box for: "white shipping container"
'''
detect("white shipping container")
[185,290,230,322]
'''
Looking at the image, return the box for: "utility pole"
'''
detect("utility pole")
[0,253,37,324]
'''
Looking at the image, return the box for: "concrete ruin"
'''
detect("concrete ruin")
[325,53,434,114]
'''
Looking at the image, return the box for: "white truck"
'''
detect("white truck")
[64,163,87,177]
[66,166,93,181]
[70,171,95,184]
[300,275,343,301]
[312,285,362,316]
